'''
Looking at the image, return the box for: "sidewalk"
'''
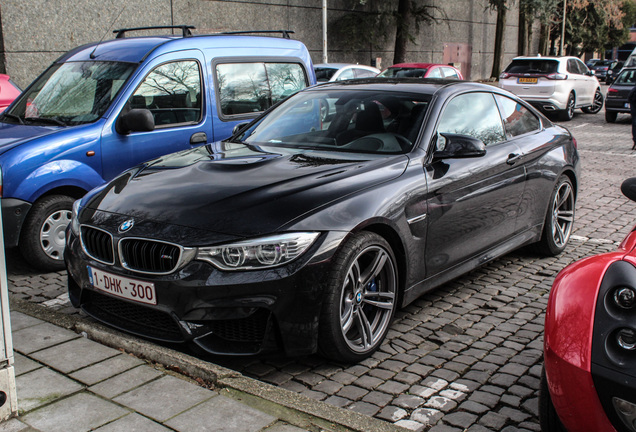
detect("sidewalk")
[1,301,403,432]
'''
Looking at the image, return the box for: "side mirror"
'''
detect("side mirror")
[622,178,636,202]
[433,133,486,160]
[116,109,155,135]
[587,71,595,76]
[232,122,250,136]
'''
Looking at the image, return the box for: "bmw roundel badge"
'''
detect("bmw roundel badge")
[119,219,134,233]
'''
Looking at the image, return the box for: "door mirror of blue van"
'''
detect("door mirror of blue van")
[116,109,155,135]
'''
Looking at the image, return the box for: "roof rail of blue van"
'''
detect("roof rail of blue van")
[113,25,195,39]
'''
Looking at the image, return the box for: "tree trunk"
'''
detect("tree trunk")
[538,22,548,55]
[393,0,412,64]
[490,3,507,79]
[518,6,526,56]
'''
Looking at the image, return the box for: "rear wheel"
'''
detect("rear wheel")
[539,367,567,432]
[319,232,398,363]
[534,176,575,256]
[19,195,74,272]
[605,110,617,123]
[559,93,575,121]
[582,88,603,114]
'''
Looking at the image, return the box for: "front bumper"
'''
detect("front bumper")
[65,229,345,356]
[1,198,32,248]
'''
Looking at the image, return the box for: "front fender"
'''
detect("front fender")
[14,160,104,202]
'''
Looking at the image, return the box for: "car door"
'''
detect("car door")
[100,50,210,181]
[576,58,598,102]
[567,58,591,106]
[423,92,526,276]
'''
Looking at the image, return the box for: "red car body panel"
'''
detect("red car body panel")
[544,227,636,432]
[0,74,21,113]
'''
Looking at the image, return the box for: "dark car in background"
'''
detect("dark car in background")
[65,79,579,362]
[541,178,636,432]
[591,60,614,81]
[377,63,463,80]
[605,67,636,123]
[606,61,625,84]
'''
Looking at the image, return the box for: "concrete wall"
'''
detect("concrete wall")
[0,0,525,88]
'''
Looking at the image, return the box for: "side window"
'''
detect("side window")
[442,68,459,79]
[567,59,580,75]
[437,92,505,146]
[336,69,355,81]
[131,60,202,128]
[216,62,307,117]
[427,68,443,78]
[494,95,541,138]
[354,69,377,78]
[576,59,589,75]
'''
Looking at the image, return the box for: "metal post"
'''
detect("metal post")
[560,0,567,56]
[0,204,18,421]
[322,0,328,64]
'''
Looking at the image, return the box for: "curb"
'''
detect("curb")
[9,298,406,432]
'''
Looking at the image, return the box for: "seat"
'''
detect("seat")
[336,102,385,145]
[398,103,428,143]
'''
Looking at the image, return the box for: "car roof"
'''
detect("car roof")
[387,63,450,69]
[310,77,497,96]
[57,34,308,64]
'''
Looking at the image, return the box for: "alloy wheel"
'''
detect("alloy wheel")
[339,245,397,353]
[551,182,574,248]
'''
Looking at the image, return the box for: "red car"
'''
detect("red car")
[377,62,463,80]
[0,74,21,112]
[542,177,636,432]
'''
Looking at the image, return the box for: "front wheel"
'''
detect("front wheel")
[319,232,398,363]
[605,111,617,123]
[19,195,74,272]
[539,367,567,432]
[582,88,603,114]
[534,176,575,256]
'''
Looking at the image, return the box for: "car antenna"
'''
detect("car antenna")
[90,5,126,59]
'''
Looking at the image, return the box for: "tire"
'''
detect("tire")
[558,93,575,121]
[605,110,617,123]
[19,195,74,272]
[539,367,567,432]
[534,176,575,256]
[318,232,398,362]
[582,88,603,114]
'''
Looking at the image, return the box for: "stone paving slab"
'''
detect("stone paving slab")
[13,353,40,377]
[165,395,277,432]
[93,413,173,432]
[30,337,120,374]
[12,322,78,355]
[89,364,163,399]
[20,392,129,432]
[9,312,41,332]
[15,367,83,412]
[113,375,215,422]
[69,352,145,386]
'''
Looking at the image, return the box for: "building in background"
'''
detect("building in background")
[0,0,533,88]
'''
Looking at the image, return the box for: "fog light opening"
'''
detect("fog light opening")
[613,397,636,432]
[617,328,636,351]
[615,287,636,309]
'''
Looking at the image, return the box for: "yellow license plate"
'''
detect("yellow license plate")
[518,77,538,84]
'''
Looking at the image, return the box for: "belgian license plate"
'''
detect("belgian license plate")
[518,77,538,84]
[88,266,157,305]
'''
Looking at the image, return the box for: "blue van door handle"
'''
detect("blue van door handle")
[190,132,207,144]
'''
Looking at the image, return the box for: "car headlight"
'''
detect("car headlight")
[195,232,319,271]
[70,199,81,236]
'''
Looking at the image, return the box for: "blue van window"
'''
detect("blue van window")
[6,61,135,126]
[216,62,307,116]
[130,60,202,127]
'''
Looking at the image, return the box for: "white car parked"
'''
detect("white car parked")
[314,63,380,82]
[499,56,603,121]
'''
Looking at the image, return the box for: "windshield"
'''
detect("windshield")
[378,68,428,78]
[616,69,636,85]
[234,89,431,154]
[315,67,338,82]
[3,61,136,126]
[505,59,559,74]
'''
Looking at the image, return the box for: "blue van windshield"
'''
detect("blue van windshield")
[4,61,135,126]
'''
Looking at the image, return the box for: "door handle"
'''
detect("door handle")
[507,153,523,165]
[190,132,207,145]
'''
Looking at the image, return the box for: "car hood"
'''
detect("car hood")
[83,142,409,240]
[0,121,60,154]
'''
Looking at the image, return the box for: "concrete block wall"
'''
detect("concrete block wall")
[1,0,525,88]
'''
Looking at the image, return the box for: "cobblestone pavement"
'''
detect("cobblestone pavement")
[7,90,636,431]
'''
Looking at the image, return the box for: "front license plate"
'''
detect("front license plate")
[518,77,538,84]
[88,266,157,305]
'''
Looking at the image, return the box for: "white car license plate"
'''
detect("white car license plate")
[88,266,157,305]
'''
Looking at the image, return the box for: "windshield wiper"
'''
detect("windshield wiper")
[24,117,67,127]
[1,113,25,124]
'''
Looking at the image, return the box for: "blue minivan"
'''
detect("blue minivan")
[0,26,315,270]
